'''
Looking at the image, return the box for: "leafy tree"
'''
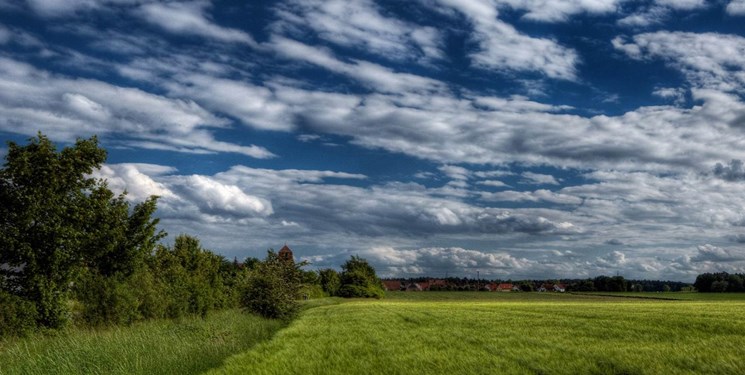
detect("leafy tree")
[711,280,729,293]
[337,256,384,299]
[0,133,165,328]
[319,268,341,296]
[0,134,108,327]
[242,250,306,320]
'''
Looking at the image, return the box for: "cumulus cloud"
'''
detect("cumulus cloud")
[95,163,177,202]
[173,175,273,218]
[136,1,257,46]
[693,244,745,262]
[313,246,538,278]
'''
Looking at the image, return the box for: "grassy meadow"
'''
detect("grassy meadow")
[211,292,745,375]
[0,309,283,375]
[4,292,745,374]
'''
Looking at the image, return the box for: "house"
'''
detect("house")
[496,283,514,292]
[405,282,430,291]
[486,282,498,291]
[382,280,402,291]
[553,284,566,293]
[278,244,294,262]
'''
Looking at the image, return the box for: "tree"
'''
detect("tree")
[337,256,384,299]
[319,268,341,296]
[242,250,306,320]
[0,133,163,328]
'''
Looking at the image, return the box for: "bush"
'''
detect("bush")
[338,256,384,299]
[242,251,303,320]
[75,271,141,326]
[0,291,38,338]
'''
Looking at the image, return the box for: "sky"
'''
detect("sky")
[2,0,745,282]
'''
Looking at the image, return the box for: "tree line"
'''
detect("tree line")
[693,272,745,292]
[0,134,382,338]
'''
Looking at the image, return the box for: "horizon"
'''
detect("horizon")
[2,0,745,282]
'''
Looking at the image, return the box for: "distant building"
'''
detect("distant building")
[496,283,514,292]
[382,280,402,291]
[278,244,294,262]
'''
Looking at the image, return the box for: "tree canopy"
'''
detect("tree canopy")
[0,133,163,327]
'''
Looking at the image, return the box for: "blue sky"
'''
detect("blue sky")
[2,0,745,281]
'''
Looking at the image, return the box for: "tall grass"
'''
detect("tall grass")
[211,294,745,374]
[0,309,283,375]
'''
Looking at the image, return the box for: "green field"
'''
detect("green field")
[211,292,745,375]
[0,309,283,375]
[4,293,745,374]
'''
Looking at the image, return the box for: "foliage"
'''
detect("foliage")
[695,272,745,292]
[337,256,384,298]
[0,290,38,338]
[0,133,165,329]
[0,309,283,375]
[319,268,341,296]
[242,250,305,320]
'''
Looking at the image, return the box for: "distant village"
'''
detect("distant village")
[382,279,566,292]
[381,277,691,293]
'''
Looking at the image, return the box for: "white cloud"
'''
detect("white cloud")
[652,87,686,105]
[693,244,745,262]
[0,57,273,158]
[613,32,745,92]
[496,0,622,22]
[477,180,510,188]
[175,175,274,217]
[273,0,444,62]
[655,0,705,10]
[433,0,579,80]
[136,1,257,46]
[483,189,583,205]
[95,163,177,202]
[728,0,745,15]
[269,36,445,93]
[521,172,560,185]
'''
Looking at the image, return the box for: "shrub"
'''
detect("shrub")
[0,290,38,338]
[242,251,303,320]
[338,256,384,299]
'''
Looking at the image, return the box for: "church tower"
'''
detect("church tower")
[278,244,294,262]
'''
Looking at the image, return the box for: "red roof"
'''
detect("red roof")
[382,280,401,291]
[497,283,514,290]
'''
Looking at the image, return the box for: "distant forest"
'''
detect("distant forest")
[693,272,745,292]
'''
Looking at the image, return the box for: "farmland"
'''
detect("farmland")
[4,292,745,374]
[211,292,745,375]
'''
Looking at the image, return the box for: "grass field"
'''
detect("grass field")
[211,292,745,375]
[0,309,283,375]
